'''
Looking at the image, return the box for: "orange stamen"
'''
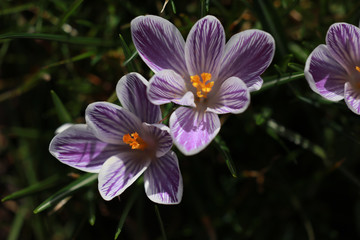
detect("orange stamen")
[356,66,360,73]
[190,72,214,98]
[123,132,147,150]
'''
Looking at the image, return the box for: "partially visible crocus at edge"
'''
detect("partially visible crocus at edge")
[131,15,275,155]
[49,73,183,204]
[305,22,360,114]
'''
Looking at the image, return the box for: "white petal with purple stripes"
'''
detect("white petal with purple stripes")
[305,44,347,101]
[148,70,195,107]
[86,102,144,145]
[98,153,151,200]
[117,73,162,124]
[218,30,275,91]
[131,15,187,75]
[207,77,250,114]
[326,23,360,70]
[49,124,120,173]
[185,16,225,77]
[170,107,220,155]
[344,82,360,115]
[144,151,183,204]
[143,123,173,158]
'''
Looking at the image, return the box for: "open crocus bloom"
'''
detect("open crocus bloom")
[131,15,275,155]
[305,23,360,114]
[49,73,183,204]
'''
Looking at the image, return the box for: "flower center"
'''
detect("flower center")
[123,132,147,150]
[356,66,360,73]
[190,72,214,98]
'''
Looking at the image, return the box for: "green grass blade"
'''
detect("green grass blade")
[287,63,304,72]
[266,119,326,160]
[34,173,98,214]
[7,205,27,240]
[170,0,177,13]
[154,205,167,240]
[107,91,118,103]
[122,50,138,67]
[214,135,237,178]
[114,187,141,239]
[119,34,137,72]
[257,71,304,94]
[86,190,96,226]
[0,33,116,47]
[58,0,84,27]
[0,69,47,102]
[51,90,73,123]
[253,0,287,57]
[200,0,210,17]
[0,3,34,16]
[288,42,309,63]
[43,51,94,69]
[2,175,60,202]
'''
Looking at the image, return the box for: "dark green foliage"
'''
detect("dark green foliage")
[1,0,360,239]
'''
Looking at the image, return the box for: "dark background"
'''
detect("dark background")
[1,0,360,239]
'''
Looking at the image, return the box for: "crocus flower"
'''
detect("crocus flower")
[131,15,275,155]
[305,23,360,114]
[49,73,183,204]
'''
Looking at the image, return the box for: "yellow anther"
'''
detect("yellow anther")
[123,132,147,150]
[190,72,214,98]
[356,66,360,72]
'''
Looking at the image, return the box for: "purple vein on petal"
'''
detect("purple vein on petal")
[117,73,162,124]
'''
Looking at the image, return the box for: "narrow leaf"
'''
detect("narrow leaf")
[86,190,96,226]
[58,0,84,27]
[257,71,304,94]
[43,51,94,69]
[170,0,177,13]
[200,0,210,18]
[122,50,138,67]
[0,69,47,102]
[266,119,326,160]
[253,0,287,57]
[119,34,137,72]
[2,175,60,202]
[0,33,117,47]
[107,91,118,103]
[214,135,237,178]
[155,205,167,240]
[114,187,141,239]
[34,173,98,214]
[0,3,35,16]
[51,90,72,123]
[7,205,28,240]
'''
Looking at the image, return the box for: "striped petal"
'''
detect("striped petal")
[147,70,195,107]
[117,73,162,124]
[344,82,360,114]
[185,16,225,78]
[49,124,120,173]
[170,107,220,155]
[218,30,275,91]
[98,153,151,200]
[131,15,187,76]
[144,151,183,204]
[207,77,250,114]
[326,23,360,71]
[143,123,173,158]
[304,44,347,101]
[86,102,143,144]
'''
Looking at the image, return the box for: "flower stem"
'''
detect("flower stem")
[155,205,167,240]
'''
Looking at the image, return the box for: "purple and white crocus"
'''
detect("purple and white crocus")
[49,73,183,204]
[305,23,360,114]
[131,15,275,155]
